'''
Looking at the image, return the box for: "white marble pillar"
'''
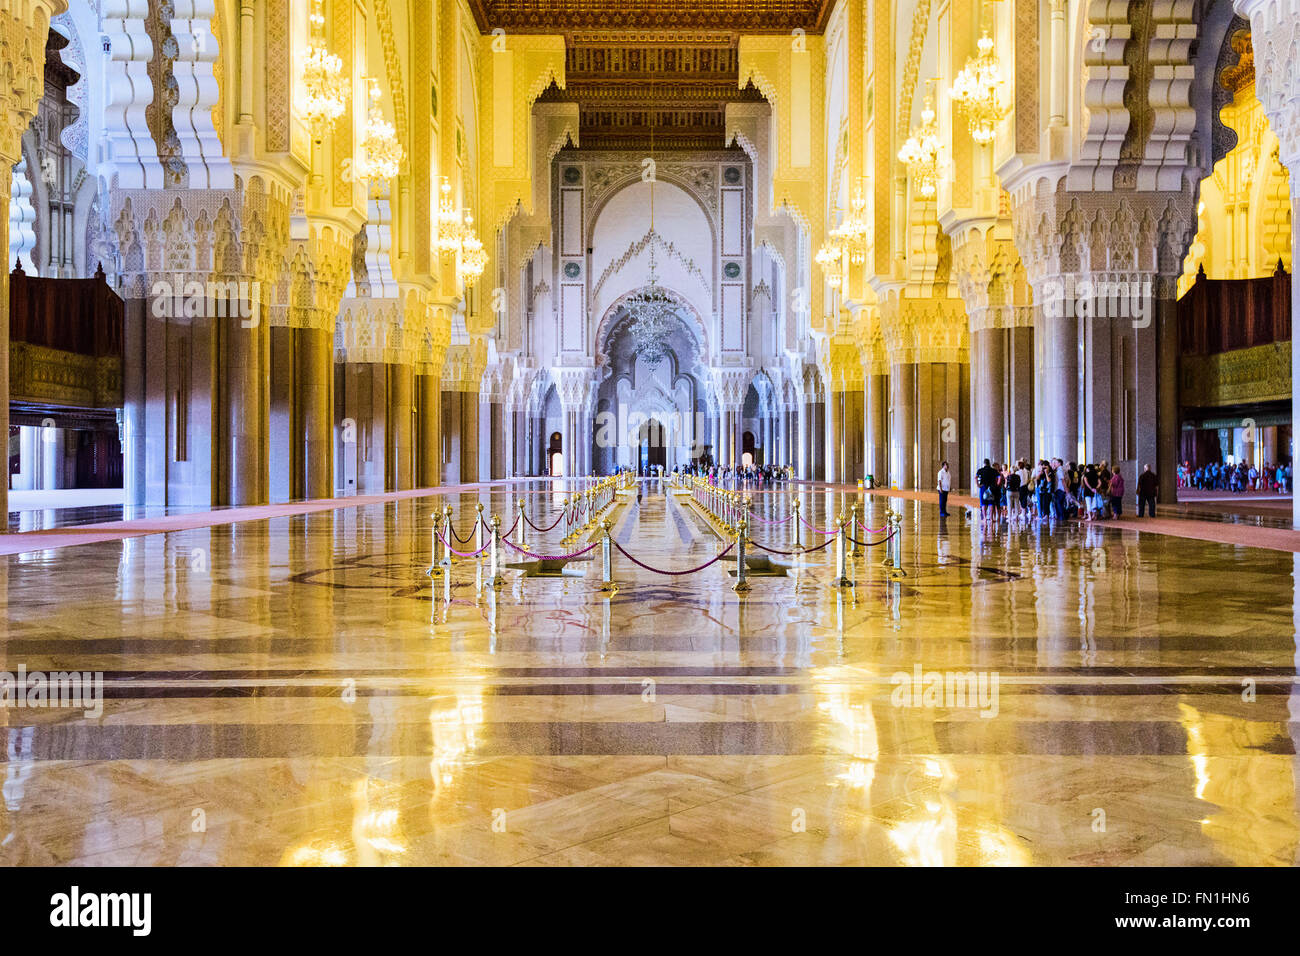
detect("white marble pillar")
[40,426,63,490]
[1035,281,1079,465]
[971,328,1007,467]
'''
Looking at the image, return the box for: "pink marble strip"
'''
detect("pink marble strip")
[0,482,508,556]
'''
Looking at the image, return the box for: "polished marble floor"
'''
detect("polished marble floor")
[1,478,1297,865]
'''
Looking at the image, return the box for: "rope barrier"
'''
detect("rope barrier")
[447,518,481,545]
[522,511,566,533]
[435,531,491,558]
[845,530,897,549]
[747,512,794,525]
[748,537,834,556]
[502,538,602,561]
[612,540,735,576]
[856,518,889,535]
[798,516,838,536]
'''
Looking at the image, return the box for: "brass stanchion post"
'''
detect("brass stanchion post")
[486,514,504,588]
[791,495,802,552]
[831,513,853,588]
[733,512,751,593]
[599,519,615,591]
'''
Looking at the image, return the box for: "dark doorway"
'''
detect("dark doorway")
[547,431,563,477]
[742,430,757,467]
[639,419,666,473]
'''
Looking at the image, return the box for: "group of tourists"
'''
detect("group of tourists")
[675,462,791,485]
[1178,460,1292,494]
[938,458,1163,524]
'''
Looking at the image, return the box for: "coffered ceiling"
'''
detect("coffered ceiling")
[469,1,831,149]
[467,1,832,33]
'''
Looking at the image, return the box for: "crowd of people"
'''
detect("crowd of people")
[938,458,1163,525]
[673,462,792,485]
[1178,460,1292,494]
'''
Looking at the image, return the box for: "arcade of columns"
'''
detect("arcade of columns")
[0,1,1296,519]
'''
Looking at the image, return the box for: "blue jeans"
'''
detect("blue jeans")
[938,490,949,516]
[1052,489,1067,520]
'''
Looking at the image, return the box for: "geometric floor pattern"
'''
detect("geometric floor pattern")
[2,479,1297,865]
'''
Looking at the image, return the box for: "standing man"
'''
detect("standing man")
[1052,458,1068,521]
[975,458,999,522]
[1137,464,1159,517]
[937,461,952,517]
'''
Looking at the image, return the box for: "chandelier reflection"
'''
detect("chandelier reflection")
[626,240,677,369]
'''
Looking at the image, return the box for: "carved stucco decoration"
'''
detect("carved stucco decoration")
[1235,0,1300,169]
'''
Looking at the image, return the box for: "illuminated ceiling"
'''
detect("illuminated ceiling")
[470,1,832,149]
[467,1,833,33]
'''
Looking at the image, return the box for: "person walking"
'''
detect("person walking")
[1137,464,1159,517]
[937,461,952,517]
[1108,466,1126,517]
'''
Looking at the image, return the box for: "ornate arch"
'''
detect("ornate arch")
[593,283,710,371]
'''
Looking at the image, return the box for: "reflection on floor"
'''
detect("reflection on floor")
[1,478,1298,865]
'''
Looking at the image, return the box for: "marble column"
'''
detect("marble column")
[827,390,844,483]
[40,426,63,490]
[417,374,440,487]
[811,400,826,481]
[122,295,147,507]
[971,328,1007,467]
[579,403,594,476]
[390,364,415,491]
[890,363,917,489]
[1008,327,1035,461]
[713,407,723,466]
[1082,315,1115,467]
[1035,284,1079,464]
[865,372,888,484]
[442,390,461,486]
[786,405,797,469]
[14,426,37,490]
[492,401,507,479]
[226,313,265,505]
[470,395,486,486]
[301,327,333,500]
[268,326,295,503]
[842,389,864,480]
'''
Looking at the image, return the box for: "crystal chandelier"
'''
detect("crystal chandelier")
[436,177,462,255]
[357,78,404,183]
[898,89,943,200]
[626,241,677,368]
[815,228,845,290]
[301,0,348,136]
[842,180,869,265]
[951,32,1004,145]
[457,210,488,286]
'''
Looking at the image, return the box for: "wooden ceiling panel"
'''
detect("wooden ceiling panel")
[471,0,824,147]
[468,1,832,34]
